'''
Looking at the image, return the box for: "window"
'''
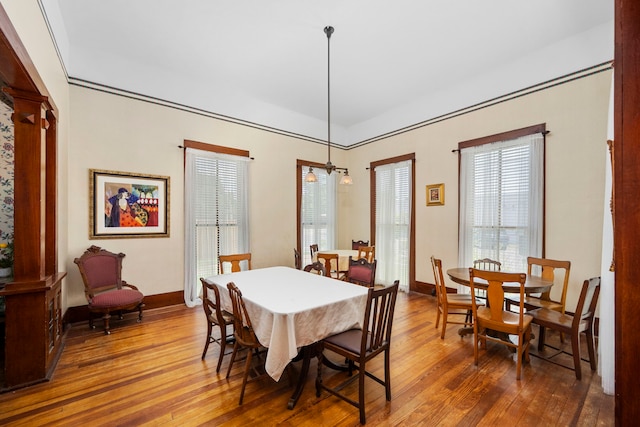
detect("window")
[458,125,545,272]
[297,161,337,266]
[371,154,415,292]
[184,142,250,307]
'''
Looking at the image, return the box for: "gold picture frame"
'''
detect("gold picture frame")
[426,183,444,206]
[89,169,170,239]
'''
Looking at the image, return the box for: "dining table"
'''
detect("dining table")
[314,249,359,274]
[446,267,554,294]
[207,266,369,409]
[446,267,554,338]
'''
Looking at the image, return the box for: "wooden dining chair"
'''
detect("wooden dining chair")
[317,252,340,279]
[473,258,501,271]
[505,257,571,343]
[356,245,375,263]
[200,278,235,372]
[294,248,302,270]
[351,239,369,250]
[431,256,481,339]
[218,253,252,274]
[316,280,399,425]
[303,261,327,276]
[472,258,501,300]
[345,256,377,287]
[309,244,319,261]
[469,268,533,380]
[226,282,266,405]
[529,277,601,379]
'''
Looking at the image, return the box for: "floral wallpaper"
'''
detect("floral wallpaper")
[0,100,14,243]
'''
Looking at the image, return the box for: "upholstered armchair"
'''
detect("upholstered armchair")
[74,245,145,334]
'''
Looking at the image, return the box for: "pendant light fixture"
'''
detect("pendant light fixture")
[305,26,352,185]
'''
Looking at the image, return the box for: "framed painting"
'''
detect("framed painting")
[426,183,445,206]
[90,169,170,238]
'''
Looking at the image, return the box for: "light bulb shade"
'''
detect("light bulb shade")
[340,170,353,185]
[305,167,318,183]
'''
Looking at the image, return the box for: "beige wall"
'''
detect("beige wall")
[345,70,611,311]
[66,86,347,307]
[5,0,611,313]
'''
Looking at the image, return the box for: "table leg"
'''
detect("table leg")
[287,345,313,409]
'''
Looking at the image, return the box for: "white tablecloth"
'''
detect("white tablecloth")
[207,266,368,381]
[315,249,359,273]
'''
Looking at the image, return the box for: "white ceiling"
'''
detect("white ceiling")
[40,0,614,147]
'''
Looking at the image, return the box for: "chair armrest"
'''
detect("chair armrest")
[121,281,140,291]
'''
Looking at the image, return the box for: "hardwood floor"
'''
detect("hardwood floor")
[0,291,613,426]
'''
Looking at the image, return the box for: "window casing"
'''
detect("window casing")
[370,153,415,292]
[458,125,545,272]
[296,160,336,266]
[184,142,250,306]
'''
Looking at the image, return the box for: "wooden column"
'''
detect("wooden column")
[614,0,640,424]
[7,89,48,281]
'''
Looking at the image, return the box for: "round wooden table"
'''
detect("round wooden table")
[446,267,553,294]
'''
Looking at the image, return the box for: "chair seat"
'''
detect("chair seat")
[90,289,144,309]
[477,307,533,332]
[528,307,590,332]
[324,329,372,355]
[208,309,234,325]
[507,295,563,312]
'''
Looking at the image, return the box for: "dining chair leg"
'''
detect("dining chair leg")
[537,325,547,351]
[216,325,227,373]
[435,308,441,329]
[586,329,597,372]
[516,335,523,380]
[202,322,212,360]
[238,349,253,405]
[358,363,366,424]
[440,314,448,339]
[384,349,391,400]
[571,332,583,380]
[226,341,239,379]
[473,326,479,366]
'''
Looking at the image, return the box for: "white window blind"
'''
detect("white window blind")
[184,148,250,307]
[375,160,411,291]
[459,133,543,273]
[300,167,336,265]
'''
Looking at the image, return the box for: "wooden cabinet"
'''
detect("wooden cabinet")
[1,273,65,390]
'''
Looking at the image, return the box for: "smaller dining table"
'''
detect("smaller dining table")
[446,267,554,338]
[314,249,358,274]
[446,268,554,294]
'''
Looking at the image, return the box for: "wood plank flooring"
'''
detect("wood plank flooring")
[0,291,614,426]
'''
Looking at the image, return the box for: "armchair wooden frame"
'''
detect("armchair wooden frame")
[73,245,145,335]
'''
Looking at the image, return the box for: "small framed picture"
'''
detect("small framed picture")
[426,183,445,206]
